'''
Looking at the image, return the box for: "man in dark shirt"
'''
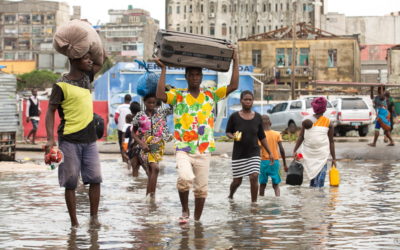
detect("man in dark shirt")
[45,53,102,228]
[25,88,41,144]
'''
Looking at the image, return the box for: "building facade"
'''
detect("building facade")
[99,6,159,62]
[388,45,400,85]
[238,23,361,98]
[0,0,71,73]
[165,0,325,42]
[321,12,400,84]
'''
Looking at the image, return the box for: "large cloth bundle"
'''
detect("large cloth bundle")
[154,30,233,72]
[53,19,104,65]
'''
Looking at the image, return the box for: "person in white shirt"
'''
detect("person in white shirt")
[114,94,132,158]
[26,89,41,144]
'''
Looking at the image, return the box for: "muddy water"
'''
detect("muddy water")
[1,157,400,249]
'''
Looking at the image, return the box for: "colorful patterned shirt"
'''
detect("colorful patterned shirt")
[166,86,227,154]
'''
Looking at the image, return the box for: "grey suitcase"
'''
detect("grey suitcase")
[154,30,233,72]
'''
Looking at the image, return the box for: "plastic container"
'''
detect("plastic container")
[329,165,340,187]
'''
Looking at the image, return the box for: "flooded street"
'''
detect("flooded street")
[1,156,400,249]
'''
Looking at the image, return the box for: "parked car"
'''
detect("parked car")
[331,97,373,137]
[268,98,337,132]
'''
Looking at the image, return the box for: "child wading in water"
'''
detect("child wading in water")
[259,115,287,197]
[131,93,172,200]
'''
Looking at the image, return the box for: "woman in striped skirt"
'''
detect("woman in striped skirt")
[226,90,274,202]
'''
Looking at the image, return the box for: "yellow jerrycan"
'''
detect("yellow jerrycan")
[329,165,340,187]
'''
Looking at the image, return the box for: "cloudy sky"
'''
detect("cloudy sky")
[59,0,400,28]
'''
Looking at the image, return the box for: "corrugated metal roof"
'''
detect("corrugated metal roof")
[0,73,18,132]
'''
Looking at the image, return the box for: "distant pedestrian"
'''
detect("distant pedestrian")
[384,91,396,141]
[369,88,395,147]
[25,89,41,144]
[259,115,287,197]
[126,101,142,176]
[293,97,336,188]
[115,94,132,159]
[226,90,274,203]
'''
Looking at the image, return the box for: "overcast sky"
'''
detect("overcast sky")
[60,0,400,28]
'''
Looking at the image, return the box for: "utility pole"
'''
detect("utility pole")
[291,0,297,100]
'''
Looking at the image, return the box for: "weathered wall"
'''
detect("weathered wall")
[0,60,36,74]
[388,49,400,84]
[238,38,360,82]
[322,13,400,45]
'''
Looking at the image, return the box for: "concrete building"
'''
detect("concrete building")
[238,23,361,99]
[321,13,400,45]
[165,0,326,42]
[388,45,400,84]
[0,0,72,73]
[99,6,159,62]
[321,12,400,84]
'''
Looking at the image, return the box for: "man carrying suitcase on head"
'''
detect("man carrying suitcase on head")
[155,47,239,223]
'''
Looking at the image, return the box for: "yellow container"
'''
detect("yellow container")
[329,165,340,187]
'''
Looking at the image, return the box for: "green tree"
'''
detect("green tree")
[96,57,114,76]
[17,70,60,90]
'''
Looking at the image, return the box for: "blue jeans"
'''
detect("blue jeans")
[310,164,327,188]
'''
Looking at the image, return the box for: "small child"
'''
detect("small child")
[302,119,313,130]
[259,115,287,197]
[122,114,134,162]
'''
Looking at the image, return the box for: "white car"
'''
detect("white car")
[268,98,337,132]
[331,97,373,137]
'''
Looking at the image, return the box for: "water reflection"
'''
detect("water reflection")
[0,158,400,249]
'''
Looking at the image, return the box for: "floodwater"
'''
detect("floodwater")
[1,156,400,249]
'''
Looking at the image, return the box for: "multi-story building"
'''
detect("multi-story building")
[0,0,71,73]
[321,12,400,83]
[165,0,326,42]
[99,6,159,62]
[238,23,361,99]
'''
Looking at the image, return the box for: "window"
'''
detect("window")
[299,48,310,66]
[271,103,288,113]
[252,26,255,34]
[275,3,278,12]
[177,27,180,32]
[168,6,172,14]
[234,4,237,12]
[290,101,302,110]
[177,6,180,14]
[263,4,267,12]
[5,15,16,24]
[276,48,285,66]
[19,14,31,24]
[200,4,203,12]
[229,26,232,35]
[4,52,15,60]
[222,5,227,13]
[252,50,262,67]
[209,24,215,35]
[268,3,271,11]
[122,44,137,51]
[222,23,227,36]
[184,27,186,32]
[328,49,337,67]
[200,26,203,34]
[210,2,215,13]
[184,5,186,13]
[189,5,192,13]
[240,26,243,37]
[342,99,368,110]
[196,27,198,34]
[190,26,193,33]
[287,3,290,11]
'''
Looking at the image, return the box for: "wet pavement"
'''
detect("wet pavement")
[1,156,400,249]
